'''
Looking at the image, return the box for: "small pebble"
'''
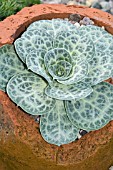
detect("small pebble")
[111,8,113,14]
[74,22,81,28]
[77,129,88,139]
[100,1,110,10]
[102,26,105,29]
[61,0,70,4]
[80,17,94,25]
[79,129,88,136]
[91,2,103,9]
[35,116,40,123]
[77,133,82,139]
[67,1,76,5]
[30,115,40,123]
[86,0,95,6]
[64,18,69,21]
[69,14,82,22]
[109,166,113,170]
[42,0,61,4]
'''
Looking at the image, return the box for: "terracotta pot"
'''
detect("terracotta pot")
[0,4,113,170]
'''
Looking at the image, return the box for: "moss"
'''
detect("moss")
[0,0,40,21]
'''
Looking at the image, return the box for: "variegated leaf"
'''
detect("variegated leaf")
[26,49,52,84]
[58,58,88,85]
[0,44,25,91]
[27,19,77,37]
[65,82,113,131]
[45,81,93,100]
[44,48,72,81]
[40,100,79,146]
[7,72,55,115]
[82,52,113,86]
[54,30,95,61]
[79,25,113,55]
[14,29,53,63]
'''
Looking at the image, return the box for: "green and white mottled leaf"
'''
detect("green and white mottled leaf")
[26,49,52,84]
[58,58,88,85]
[82,52,113,86]
[44,48,72,81]
[27,20,54,36]
[14,37,31,63]
[44,48,72,67]
[48,60,72,81]
[27,19,77,37]
[14,29,53,63]
[79,25,113,54]
[0,44,25,92]
[65,82,113,131]
[40,100,79,146]
[52,19,78,36]
[45,81,93,100]
[54,30,95,61]
[7,72,55,115]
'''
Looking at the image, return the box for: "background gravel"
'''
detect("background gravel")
[41,0,113,15]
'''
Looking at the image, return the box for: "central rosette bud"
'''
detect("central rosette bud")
[44,48,73,81]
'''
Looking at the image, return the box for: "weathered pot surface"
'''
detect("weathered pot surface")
[0,4,113,170]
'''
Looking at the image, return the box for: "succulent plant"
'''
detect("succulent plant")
[0,19,113,146]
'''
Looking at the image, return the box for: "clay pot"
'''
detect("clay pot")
[0,4,113,170]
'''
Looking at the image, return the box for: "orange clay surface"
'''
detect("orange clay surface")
[0,4,113,170]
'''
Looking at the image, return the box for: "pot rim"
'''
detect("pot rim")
[0,4,113,47]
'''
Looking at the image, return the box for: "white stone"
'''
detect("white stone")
[64,18,69,21]
[100,1,110,10]
[77,133,82,139]
[101,26,105,29]
[86,0,96,6]
[67,1,76,5]
[61,0,70,4]
[109,166,113,170]
[74,22,80,28]
[42,0,61,4]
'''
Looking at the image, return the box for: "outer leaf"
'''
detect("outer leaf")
[79,25,113,54]
[14,29,53,63]
[54,30,95,61]
[26,49,52,84]
[40,100,79,146]
[0,44,25,92]
[27,19,77,37]
[45,81,93,100]
[14,37,31,63]
[52,19,78,36]
[65,82,113,131]
[82,52,113,86]
[27,20,54,36]
[7,72,55,115]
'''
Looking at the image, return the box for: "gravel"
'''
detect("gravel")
[41,0,113,15]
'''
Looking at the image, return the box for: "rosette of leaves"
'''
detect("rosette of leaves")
[0,19,113,146]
